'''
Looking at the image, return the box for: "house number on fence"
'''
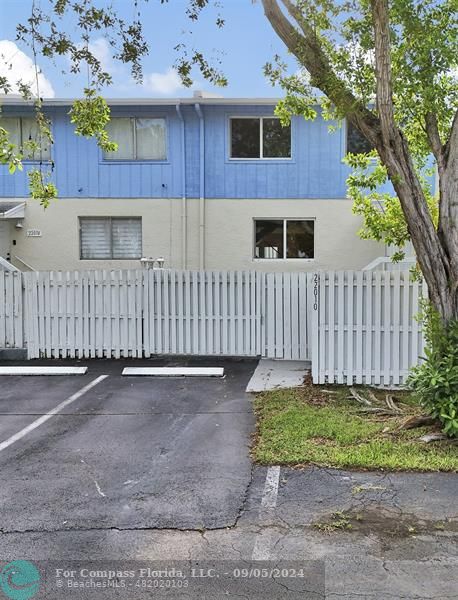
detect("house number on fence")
[313,273,318,310]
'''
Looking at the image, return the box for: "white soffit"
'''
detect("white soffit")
[0,201,26,220]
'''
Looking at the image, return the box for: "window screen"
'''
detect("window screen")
[286,220,314,258]
[347,122,373,154]
[231,118,260,158]
[255,220,284,259]
[0,116,51,160]
[262,118,291,158]
[80,217,142,259]
[103,117,167,160]
[230,117,290,159]
[254,219,314,259]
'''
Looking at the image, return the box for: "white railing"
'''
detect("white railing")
[0,257,20,272]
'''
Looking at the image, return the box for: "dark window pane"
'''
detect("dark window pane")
[286,220,314,259]
[255,220,284,259]
[263,118,291,158]
[347,122,373,154]
[231,118,260,158]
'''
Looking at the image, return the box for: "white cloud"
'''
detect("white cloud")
[77,37,113,74]
[143,67,184,96]
[0,40,55,98]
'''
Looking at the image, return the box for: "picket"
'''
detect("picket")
[311,270,426,386]
[0,272,23,349]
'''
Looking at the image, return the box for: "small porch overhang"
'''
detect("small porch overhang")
[0,200,26,220]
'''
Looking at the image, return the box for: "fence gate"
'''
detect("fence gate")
[142,270,264,357]
[311,270,427,386]
[263,272,313,361]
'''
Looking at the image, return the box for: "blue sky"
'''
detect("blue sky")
[0,0,296,98]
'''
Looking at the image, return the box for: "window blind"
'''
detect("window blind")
[80,218,112,259]
[112,218,142,259]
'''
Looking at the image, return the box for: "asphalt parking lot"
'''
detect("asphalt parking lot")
[0,357,457,599]
[0,357,256,533]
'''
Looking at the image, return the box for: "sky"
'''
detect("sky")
[0,0,295,99]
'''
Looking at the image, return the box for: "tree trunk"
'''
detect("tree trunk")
[380,143,458,323]
[262,0,458,324]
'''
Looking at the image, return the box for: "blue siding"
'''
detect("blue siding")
[0,105,183,199]
[202,105,349,199]
[0,101,435,199]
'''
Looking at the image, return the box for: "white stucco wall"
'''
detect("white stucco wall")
[203,198,382,271]
[9,197,383,272]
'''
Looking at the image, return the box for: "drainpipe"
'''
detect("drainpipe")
[194,103,205,269]
[176,104,187,269]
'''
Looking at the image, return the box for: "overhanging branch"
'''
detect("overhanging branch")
[261,0,381,144]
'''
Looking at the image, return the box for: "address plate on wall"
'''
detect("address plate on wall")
[26,229,42,237]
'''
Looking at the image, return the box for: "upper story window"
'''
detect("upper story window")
[254,219,314,259]
[103,117,167,161]
[0,116,51,160]
[346,122,373,154]
[230,117,291,159]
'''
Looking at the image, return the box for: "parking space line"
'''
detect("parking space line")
[122,367,224,377]
[0,366,88,376]
[260,466,281,509]
[252,466,281,561]
[0,375,108,453]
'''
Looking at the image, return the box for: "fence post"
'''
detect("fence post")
[311,272,320,383]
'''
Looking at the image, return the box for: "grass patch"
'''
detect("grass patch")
[253,385,458,471]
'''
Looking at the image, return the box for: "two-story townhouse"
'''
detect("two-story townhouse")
[0,94,393,272]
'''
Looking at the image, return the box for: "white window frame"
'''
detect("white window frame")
[0,116,52,162]
[229,116,292,161]
[79,216,142,260]
[102,117,168,161]
[253,218,315,261]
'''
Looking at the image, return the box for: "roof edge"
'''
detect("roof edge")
[0,96,282,107]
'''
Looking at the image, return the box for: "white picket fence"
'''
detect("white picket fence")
[16,270,312,360]
[0,269,426,386]
[311,270,427,386]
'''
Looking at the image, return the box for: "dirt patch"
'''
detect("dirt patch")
[313,508,458,538]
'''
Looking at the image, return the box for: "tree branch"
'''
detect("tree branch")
[443,107,458,167]
[425,112,444,168]
[370,0,396,144]
[261,0,381,144]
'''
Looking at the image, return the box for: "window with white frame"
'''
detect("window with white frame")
[0,116,51,160]
[103,117,167,160]
[254,219,314,259]
[346,121,373,154]
[80,217,142,259]
[230,117,291,159]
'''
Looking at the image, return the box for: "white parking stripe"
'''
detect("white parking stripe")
[0,367,88,376]
[0,375,108,453]
[252,466,281,561]
[260,466,281,509]
[122,367,224,377]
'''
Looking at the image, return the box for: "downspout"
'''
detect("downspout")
[194,103,205,269]
[176,104,187,269]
